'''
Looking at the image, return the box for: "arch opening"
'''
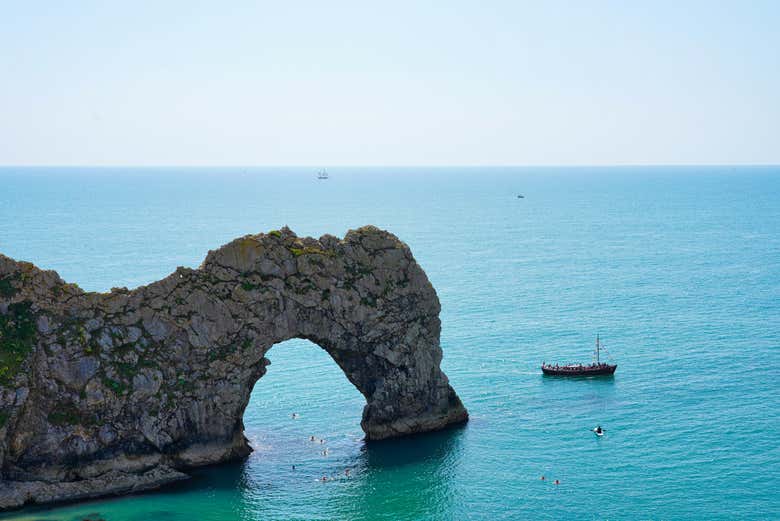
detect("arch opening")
[241,338,366,468]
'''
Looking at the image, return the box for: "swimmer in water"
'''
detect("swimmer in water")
[554,480,560,485]
[594,425,604,435]
[310,435,316,442]
[292,413,298,419]
[320,439,325,444]
[540,476,545,481]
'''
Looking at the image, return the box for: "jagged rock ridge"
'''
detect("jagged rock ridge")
[0,226,467,509]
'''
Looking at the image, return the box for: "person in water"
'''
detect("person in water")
[595,425,603,434]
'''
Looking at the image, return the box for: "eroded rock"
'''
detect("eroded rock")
[0,226,467,509]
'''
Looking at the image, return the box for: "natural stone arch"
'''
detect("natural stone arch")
[0,226,467,509]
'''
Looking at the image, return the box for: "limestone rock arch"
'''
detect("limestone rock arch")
[0,226,467,509]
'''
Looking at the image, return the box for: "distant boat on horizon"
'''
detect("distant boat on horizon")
[317,169,329,180]
[541,335,617,376]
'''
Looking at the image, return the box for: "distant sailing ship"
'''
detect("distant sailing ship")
[317,169,329,180]
[541,335,617,376]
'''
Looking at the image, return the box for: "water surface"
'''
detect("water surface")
[0,166,778,520]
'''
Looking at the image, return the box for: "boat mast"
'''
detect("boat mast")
[596,334,600,364]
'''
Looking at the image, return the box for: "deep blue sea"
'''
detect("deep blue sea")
[0,166,778,520]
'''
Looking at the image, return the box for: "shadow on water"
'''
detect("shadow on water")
[331,425,468,521]
[359,423,467,468]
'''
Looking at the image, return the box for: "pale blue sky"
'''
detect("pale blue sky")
[1,1,778,166]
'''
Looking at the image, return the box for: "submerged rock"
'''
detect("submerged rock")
[0,226,467,510]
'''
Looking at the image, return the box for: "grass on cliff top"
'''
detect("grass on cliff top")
[0,301,36,385]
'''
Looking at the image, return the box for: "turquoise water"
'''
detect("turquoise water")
[0,166,778,520]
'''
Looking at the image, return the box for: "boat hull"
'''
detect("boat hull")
[541,364,617,376]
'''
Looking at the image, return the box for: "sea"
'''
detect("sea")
[0,166,778,520]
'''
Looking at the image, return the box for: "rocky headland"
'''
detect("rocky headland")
[0,226,468,509]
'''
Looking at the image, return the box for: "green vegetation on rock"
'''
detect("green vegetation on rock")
[48,403,87,426]
[102,377,128,395]
[0,275,19,297]
[0,301,36,385]
[176,375,196,392]
[115,362,136,379]
[241,281,259,291]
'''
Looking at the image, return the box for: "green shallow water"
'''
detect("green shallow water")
[0,166,778,520]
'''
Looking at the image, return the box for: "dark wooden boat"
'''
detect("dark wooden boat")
[541,335,616,376]
[541,362,616,376]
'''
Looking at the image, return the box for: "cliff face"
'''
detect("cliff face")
[0,226,467,509]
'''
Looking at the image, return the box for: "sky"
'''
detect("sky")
[0,1,778,166]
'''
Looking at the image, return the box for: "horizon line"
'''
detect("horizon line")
[0,163,778,169]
